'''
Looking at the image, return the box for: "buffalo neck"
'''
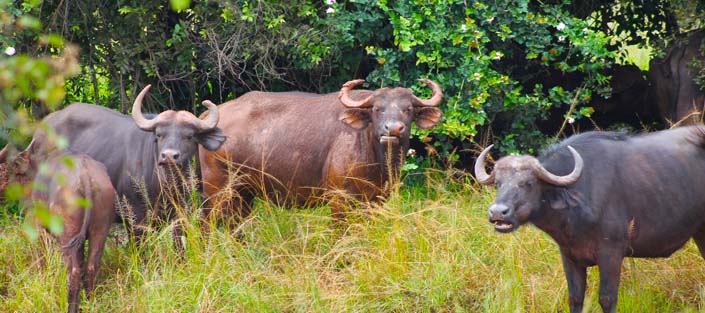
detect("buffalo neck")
[368,128,407,183]
[531,187,598,249]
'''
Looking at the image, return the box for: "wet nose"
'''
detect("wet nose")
[488,203,510,220]
[159,149,180,164]
[384,122,405,136]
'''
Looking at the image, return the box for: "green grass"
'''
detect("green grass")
[1,171,705,312]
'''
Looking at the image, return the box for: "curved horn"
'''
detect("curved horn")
[474,144,495,185]
[131,84,160,131]
[412,79,444,107]
[338,79,373,108]
[532,146,583,186]
[0,145,8,163]
[192,100,220,132]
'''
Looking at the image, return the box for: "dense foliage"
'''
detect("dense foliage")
[3,0,705,156]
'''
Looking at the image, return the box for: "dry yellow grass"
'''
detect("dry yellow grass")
[1,169,704,312]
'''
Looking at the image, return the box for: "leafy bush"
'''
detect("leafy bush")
[16,1,701,160]
[327,0,614,154]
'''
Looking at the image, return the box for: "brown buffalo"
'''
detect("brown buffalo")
[200,79,443,221]
[648,29,705,125]
[30,153,116,313]
[0,145,33,199]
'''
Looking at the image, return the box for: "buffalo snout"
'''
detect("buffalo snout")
[159,149,181,165]
[384,121,405,137]
[488,203,515,232]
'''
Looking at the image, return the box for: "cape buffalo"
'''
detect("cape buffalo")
[0,145,33,199]
[200,79,442,221]
[30,153,115,313]
[27,85,225,245]
[475,126,705,313]
[648,29,705,125]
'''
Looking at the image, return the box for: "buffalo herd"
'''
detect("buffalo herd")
[3,74,705,312]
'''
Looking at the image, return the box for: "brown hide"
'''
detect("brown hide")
[648,29,705,125]
[31,153,115,313]
[200,85,442,220]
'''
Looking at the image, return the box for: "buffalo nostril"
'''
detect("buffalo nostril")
[489,204,510,218]
[160,150,180,162]
[385,122,405,136]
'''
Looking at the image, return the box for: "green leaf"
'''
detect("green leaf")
[169,0,191,12]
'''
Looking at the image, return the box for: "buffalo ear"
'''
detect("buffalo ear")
[197,127,227,151]
[548,189,580,210]
[549,198,568,210]
[339,109,371,130]
[414,107,442,129]
[10,150,31,175]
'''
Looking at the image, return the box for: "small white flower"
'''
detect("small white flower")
[568,117,575,124]
[582,27,588,34]
[326,7,335,14]
[478,109,485,114]
[460,25,467,33]
[556,22,566,31]
[493,51,501,60]
[4,47,16,56]
[325,0,336,4]
[485,16,494,23]
[558,36,565,42]
[473,73,481,81]
[407,149,416,157]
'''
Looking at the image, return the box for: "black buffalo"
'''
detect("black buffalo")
[28,85,225,244]
[475,126,705,313]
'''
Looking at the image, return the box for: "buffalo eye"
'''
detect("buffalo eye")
[518,181,533,188]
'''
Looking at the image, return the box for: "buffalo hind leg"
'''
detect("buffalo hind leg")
[560,251,587,313]
[597,249,624,313]
[84,224,110,298]
[63,244,85,313]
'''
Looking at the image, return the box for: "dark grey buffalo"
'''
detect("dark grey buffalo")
[28,85,225,244]
[475,126,705,313]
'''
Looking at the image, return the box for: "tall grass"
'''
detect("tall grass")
[1,170,705,312]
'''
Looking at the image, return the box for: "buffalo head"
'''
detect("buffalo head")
[337,79,443,169]
[474,145,583,233]
[131,85,226,167]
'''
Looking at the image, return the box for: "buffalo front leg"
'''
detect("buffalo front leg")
[692,226,705,260]
[597,250,624,313]
[560,251,587,313]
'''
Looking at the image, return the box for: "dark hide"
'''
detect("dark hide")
[648,29,705,125]
[200,87,442,221]
[481,126,705,313]
[30,103,224,244]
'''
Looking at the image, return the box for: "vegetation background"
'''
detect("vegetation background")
[2,0,705,312]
